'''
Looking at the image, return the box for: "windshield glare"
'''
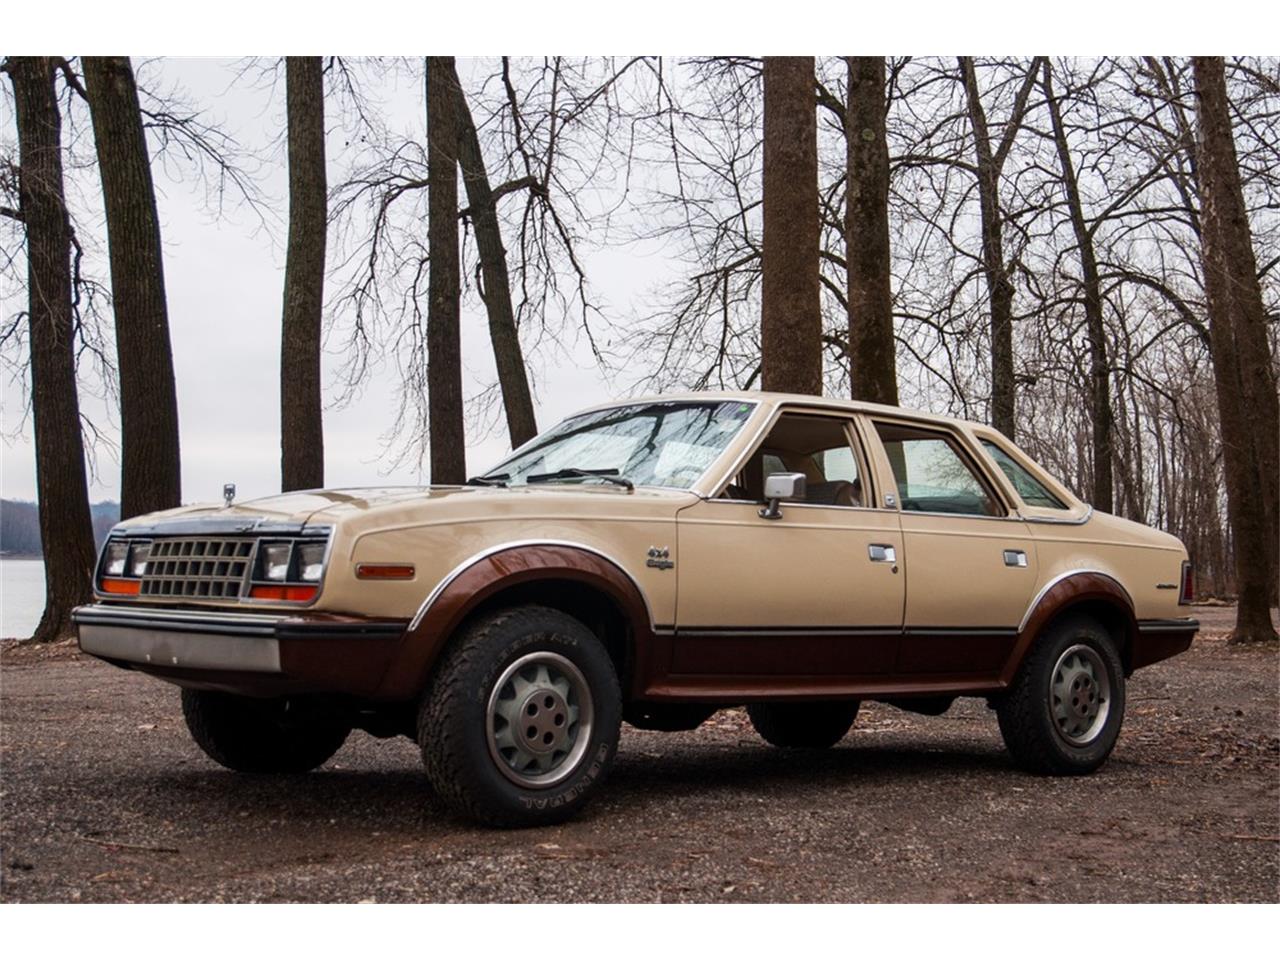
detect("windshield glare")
[485,401,756,489]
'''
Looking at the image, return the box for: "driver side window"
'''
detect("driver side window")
[721,413,869,508]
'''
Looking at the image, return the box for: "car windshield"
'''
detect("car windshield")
[480,400,757,490]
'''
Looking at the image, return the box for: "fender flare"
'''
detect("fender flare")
[374,541,655,700]
[999,570,1137,685]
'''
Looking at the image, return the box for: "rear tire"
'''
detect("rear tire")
[996,615,1126,775]
[418,605,622,828]
[180,689,350,773]
[747,700,860,748]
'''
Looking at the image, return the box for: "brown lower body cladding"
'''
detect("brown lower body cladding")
[73,603,1198,704]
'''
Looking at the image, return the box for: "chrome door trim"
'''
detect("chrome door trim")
[1018,506,1095,526]
[408,539,655,632]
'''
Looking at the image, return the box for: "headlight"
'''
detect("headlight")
[260,543,292,581]
[103,541,129,576]
[296,542,325,582]
[129,541,151,577]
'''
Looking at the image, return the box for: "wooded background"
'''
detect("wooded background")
[2,56,1277,645]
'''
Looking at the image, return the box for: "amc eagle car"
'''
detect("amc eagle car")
[75,392,1197,827]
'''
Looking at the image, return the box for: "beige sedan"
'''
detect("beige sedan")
[76,392,1197,826]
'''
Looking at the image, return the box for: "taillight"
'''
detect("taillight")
[1179,561,1194,605]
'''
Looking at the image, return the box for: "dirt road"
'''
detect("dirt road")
[2,605,1276,902]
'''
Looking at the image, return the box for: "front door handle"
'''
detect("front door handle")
[868,543,897,563]
[1003,549,1028,568]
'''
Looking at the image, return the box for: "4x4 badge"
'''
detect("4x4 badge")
[646,546,674,570]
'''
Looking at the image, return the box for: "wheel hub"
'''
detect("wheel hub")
[516,687,572,755]
[486,651,594,789]
[1049,643,1112,746]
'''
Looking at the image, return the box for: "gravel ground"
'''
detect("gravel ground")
[1,604,1276,903]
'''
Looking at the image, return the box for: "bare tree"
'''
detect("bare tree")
[426,57,465,483]
[82,56,182,519]
[4,56,96,643]
[450,60,537,448]
[761,56,821,395]
[1192,56,1279,642]
[958,56,1041,439]
[279,56,327,491]
[1039,58,1114,512]
[845,57,898,405]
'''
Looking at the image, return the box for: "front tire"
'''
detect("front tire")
[747,700,860,748]
[996,615,1126,775]
[181,689,350,773]
[418,605,622,828]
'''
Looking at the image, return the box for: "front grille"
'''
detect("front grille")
[140,537,256,599]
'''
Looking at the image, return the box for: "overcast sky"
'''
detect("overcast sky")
[0,57,676,505]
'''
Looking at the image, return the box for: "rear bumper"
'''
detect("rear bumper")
[73,604,408,697]
[1130,617,1199,671]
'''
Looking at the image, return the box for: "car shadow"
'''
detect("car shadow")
[131,736,1015,837]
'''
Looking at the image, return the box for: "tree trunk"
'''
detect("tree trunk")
[278,56,327,491]
[1041,60,1114,513]
[1191,57,1279,642]
[448,62,538,448]
[844,57,898,406]
[83,56,182,518]
[426,57,466,483]
[8,57,96,643]
[761,57,822,396]
[959,57,1017,440]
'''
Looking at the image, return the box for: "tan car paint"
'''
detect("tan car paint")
[105,391,1191,635]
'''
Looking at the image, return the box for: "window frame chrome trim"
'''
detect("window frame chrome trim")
[1017,506,1095,526]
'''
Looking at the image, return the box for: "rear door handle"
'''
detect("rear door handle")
[869,544,897,563]
[1003,549,1028,567]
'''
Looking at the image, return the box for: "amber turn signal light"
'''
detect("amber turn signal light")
[248,585,318,602]
[100,577,142,595]
[355,563,416,580]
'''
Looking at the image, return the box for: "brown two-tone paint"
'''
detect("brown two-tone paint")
[102,561,1192,707]
[373,543,657,701]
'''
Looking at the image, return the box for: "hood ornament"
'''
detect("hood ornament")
[223,483,236,508]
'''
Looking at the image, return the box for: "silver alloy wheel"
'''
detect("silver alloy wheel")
[485,651,595,789]
[1049,643,1112,746]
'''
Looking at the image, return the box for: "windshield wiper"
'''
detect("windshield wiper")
[525,467,635,492]
[465,473,509,487]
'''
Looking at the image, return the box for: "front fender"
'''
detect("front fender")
[372,542,655,700]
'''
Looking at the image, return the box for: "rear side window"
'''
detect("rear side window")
[874,422,1001,517]
[981,439,1067,509]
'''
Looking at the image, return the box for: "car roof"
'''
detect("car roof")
[570,390,980,430]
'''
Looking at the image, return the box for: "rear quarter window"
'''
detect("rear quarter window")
[981,439,1067,509]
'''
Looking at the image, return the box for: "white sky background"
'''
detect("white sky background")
[0,5,1267,507]
[1,57,668,504]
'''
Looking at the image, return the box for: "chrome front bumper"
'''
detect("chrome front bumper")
[74,606,288,672]
[73,604,409,677]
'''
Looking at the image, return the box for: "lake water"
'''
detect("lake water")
[2,559,46,639]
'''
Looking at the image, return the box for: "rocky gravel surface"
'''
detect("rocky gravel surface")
[1,605,1276,902]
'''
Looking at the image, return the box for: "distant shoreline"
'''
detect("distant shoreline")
[0,554,43,561]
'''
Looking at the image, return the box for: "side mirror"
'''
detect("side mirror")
[759,472,807,520]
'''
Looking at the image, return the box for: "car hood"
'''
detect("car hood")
[113,484,697,533]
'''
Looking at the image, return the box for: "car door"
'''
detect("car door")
[865,417,1038,676]
[673,409,905,678]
